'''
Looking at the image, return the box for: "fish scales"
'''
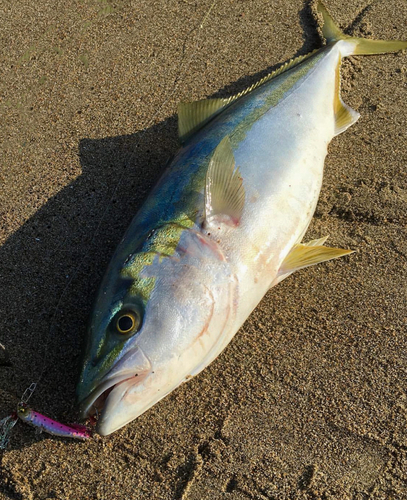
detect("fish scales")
[77,2,407,435]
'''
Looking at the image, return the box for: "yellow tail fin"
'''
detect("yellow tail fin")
[318,1,407,55]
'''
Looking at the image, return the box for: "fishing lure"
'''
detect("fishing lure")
[0,404,92,448]
[16,403,92,440]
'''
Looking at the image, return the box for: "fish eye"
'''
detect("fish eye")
[115,310,141,335]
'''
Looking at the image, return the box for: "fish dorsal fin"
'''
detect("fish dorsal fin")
[334,55,360,135]
[178,49,319,144]
[178,99,230,144]
[204,136,245,226]
[280,238,354,276]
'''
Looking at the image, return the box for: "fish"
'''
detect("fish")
[77,2,407,436]
[16,403,92,440]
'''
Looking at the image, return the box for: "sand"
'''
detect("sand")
[1,0,406,498]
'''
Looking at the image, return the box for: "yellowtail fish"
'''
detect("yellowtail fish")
[77,2,407,435]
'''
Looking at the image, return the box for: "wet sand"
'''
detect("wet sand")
[1,0,407,498]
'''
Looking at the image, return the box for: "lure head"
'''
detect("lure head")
[16,403,31,421]
[77,225,234,435]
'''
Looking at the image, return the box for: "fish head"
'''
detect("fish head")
[77,227,234,435]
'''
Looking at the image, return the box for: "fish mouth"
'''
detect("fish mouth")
[78,346,152,423]
[79,372,148,419]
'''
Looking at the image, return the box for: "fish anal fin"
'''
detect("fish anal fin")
[334,55,360,135]
[205,136,245,227]
[280,239,354,277]
[304,235,330,247]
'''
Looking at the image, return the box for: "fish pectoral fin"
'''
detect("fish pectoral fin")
[278,237,354,276]
[204,136,245,227]
[178,99,230,144]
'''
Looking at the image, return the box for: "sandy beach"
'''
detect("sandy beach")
[1,0,407,498]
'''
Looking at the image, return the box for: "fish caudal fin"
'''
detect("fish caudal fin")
[319,0,407,135]
[178,2,407,144]
[318,1,407,56]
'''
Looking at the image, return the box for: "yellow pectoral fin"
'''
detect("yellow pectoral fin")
[275,237,354,285]
[204,136,245,227]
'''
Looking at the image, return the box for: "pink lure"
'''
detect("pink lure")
[17,403,91,440]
